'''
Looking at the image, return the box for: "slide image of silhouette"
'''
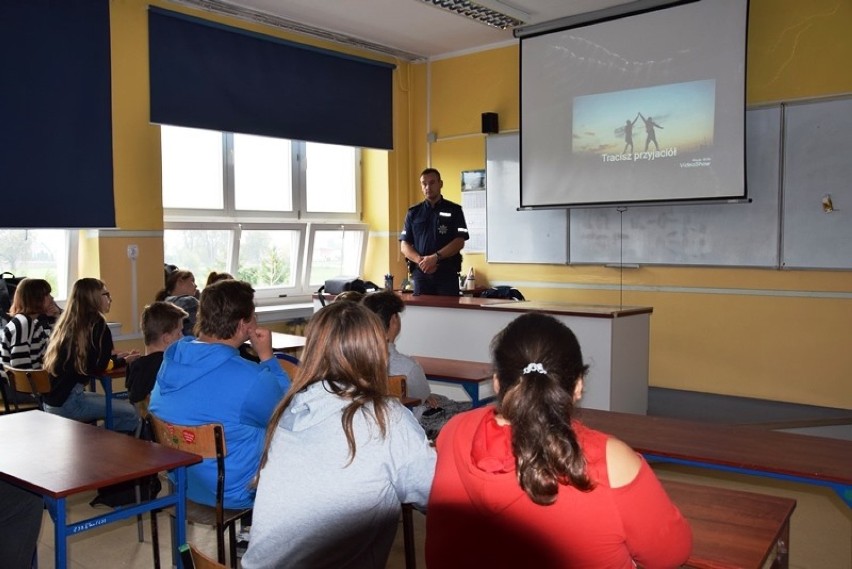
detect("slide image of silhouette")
[622,113,640,153]
[639,113,663,151]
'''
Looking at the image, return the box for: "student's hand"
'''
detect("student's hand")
[45,300,61,317]
[118,350,141,365]
[248,327,274,361]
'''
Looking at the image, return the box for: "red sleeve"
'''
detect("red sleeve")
[612,458,693,569]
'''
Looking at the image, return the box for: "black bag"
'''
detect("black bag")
[317,277,380,306]
[0,272,25,316]
[480,286,525,301]
[90,416,162,508]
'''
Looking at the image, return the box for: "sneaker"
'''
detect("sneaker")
[236,526,251,557]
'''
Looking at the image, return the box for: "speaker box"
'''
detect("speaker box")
[481,112,499,134]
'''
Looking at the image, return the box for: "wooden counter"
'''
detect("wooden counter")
[394,295,652,414]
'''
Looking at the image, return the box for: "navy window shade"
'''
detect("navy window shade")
[1,0,115,228]
[149,7,395,150]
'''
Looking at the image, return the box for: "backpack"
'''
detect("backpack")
[0,272,25,318]
[480,286,525,301]
[90,416,162,508]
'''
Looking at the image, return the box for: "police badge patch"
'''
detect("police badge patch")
[438,225,448,234]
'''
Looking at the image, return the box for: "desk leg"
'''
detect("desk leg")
[174,466,188,569]
[460,382,481,408]
[46,497,68,569]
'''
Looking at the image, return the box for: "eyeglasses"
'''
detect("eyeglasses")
[102,292,112,300]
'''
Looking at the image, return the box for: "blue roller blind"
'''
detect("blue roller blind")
[149,7,395,150]
[1,0,115,228]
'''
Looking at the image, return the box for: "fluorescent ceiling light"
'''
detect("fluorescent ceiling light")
[416,0,528,29]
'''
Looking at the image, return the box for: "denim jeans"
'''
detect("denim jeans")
[44,383,140,433]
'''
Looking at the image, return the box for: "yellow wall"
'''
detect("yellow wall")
[98,0,406,343]
[85,0,850,407]
[390,0,852,409]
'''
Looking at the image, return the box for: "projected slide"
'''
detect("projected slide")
[573,80,714,159]
[520,0,747,208]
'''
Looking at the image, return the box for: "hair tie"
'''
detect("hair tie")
[522,363,547,375]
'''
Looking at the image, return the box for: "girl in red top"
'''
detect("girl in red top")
[426,313,692,569]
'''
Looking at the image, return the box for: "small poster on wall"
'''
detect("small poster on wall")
[461,169,486,253]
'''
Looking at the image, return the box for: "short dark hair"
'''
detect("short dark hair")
[361,290,404,331]
[420,167,441,180]
[205,271,233,288]
[141,301,187,345]
[196,280,255,340]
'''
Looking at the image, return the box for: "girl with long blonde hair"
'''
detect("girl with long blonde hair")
[42,278,140,432]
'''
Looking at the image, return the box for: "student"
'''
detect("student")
[155,269,199,336]
[241,302,436,569]
[426,313,692,569]
[42,278,141,433]
[149,279,290,509]
[1,278,60,370]
[361,291,437,410]
[205,271,233,288]
[124,301,187,405]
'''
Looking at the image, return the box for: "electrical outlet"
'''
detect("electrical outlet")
[127,244,139,260]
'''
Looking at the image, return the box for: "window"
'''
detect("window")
[0,229,75,301]
[162,125,367,302]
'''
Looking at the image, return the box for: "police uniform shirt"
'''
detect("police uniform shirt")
[400,197,469,273]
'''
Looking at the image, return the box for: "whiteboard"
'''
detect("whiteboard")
[781,97,852,269]
[486,133,569,264]
[485,98,852,269]
[568,107,781,266]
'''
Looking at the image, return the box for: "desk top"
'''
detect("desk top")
[0,411,201,498]
[413,356,492,382]
[663,480,795,569]
[580,408,852,486]
[400,293,652,318]
[270,332,306,351]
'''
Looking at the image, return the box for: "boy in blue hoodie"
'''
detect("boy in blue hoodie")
[149,280,291,509]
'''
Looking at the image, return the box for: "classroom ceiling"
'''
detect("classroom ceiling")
[170,0,633,60]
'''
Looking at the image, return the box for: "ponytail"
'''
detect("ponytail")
[491,313,593,505]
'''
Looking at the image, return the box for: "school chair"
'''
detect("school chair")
[388,374,407,398]
[189,543,228,569]
[4,367,51,412]
[148,413,252,569]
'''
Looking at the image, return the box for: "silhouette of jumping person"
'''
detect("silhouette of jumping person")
[639,113,663,151]
[623,114,640,154]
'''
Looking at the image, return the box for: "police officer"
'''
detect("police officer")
[400,168,469,296]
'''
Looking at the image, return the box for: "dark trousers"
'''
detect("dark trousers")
[413,269,459,296]
[0,480,43,569]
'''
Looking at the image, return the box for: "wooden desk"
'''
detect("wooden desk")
[396,295,652,414]
[413,356,493,408]
[579,408,852,507]
[270,331,306,352]
[0,411,202,568]
[663,480,795,569]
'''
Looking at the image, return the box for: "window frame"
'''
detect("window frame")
[161,126,366,303]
